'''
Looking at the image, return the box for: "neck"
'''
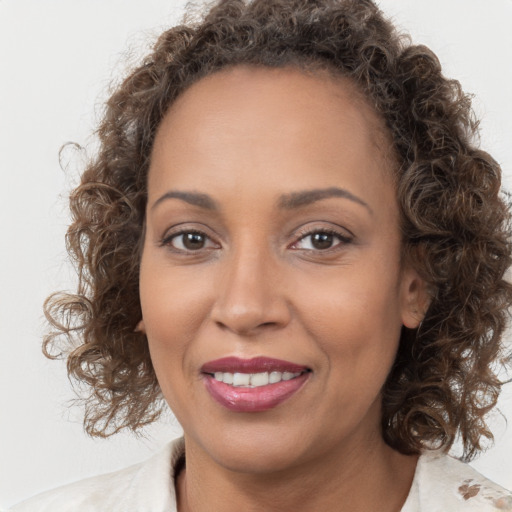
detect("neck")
[176,432,418,512]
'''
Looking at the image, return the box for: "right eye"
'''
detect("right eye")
[162,230,218,252]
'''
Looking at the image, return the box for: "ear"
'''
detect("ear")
[400,267,431,329]
[135,319,146,334]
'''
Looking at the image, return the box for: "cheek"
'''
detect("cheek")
[302,296,401,435]
[140,254,213,330]
[139,260,214,389]
[292,262,404,384]
[295,257,404,333]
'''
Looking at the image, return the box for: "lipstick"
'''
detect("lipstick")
[201,357,310,412]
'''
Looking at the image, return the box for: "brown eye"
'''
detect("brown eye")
[182,232,206,250]
[311,232,334,250]
[165,230,217,252]
[292,229,352,252]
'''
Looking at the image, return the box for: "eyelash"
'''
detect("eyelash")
[290,227,353,252]
[160,226,353,254]
[160,229,218,253]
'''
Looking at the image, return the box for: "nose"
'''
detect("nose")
[210,246,291,336]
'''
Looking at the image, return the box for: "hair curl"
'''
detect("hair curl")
[44,0,512,461]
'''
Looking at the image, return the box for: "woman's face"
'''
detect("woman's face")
[140,66,425,473]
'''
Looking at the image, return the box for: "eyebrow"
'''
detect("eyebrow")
[151,190,218,211]
[151,186,372,214]
[278,187,372,214]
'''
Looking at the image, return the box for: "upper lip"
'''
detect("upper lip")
[201,357,310,374]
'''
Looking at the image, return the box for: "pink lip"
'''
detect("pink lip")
[201,357,311,412]
[201,356,308,374]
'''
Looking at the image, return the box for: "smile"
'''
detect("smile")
[201,357,311,412]
[212,371,303,387]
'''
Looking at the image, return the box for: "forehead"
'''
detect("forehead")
[149,65,396,203]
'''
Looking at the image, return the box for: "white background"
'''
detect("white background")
[1,0,511,508]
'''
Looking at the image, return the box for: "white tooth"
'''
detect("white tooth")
[250,372,269,387]
[233,373,251,387]
[215,371,301,387]
[269,371,283,384]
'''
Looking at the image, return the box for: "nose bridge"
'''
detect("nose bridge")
[211,236,289,335]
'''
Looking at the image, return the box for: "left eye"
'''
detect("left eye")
[293,231,349,250]
[165,231,217,251]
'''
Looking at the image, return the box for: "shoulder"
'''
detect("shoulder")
[405,450,512,511]
[8,438,184,512]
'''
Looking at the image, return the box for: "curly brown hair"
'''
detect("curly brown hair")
[44,0,512,461]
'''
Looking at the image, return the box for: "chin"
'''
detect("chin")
[192,424,317,475]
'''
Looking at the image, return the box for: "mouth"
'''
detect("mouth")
[201,357,311,412]
[210,370,305,387]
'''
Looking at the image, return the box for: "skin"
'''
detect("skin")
[139,66,428,512]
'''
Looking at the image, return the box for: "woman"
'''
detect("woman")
[9,0,512,510]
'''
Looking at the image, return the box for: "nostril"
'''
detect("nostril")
[214,319,279,334]
[260,321,278,328]
[210,288,292,335]
[214,320,229,330]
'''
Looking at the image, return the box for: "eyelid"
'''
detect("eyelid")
[289,223,354,251]
[159,224,221,252]
[158,222,353,254]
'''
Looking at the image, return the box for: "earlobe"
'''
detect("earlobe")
[401,269,431,329]
[135,319,146,334]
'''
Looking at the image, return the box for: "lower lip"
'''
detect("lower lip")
[203,373,310,412]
